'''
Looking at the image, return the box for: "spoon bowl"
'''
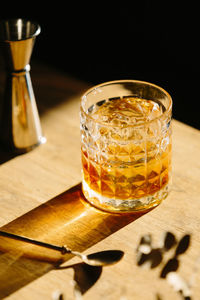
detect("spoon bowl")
[68,249,124,266]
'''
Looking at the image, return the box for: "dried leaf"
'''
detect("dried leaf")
[149,249,163,269]
[175,235,190,257]
[160,258,179,278]
[137,234,152,251]
[166,272,191,299]
[136,252,149,266]
[163,232,176,251]
[137,248,162,269]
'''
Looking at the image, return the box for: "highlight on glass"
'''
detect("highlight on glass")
[80,80,172,213]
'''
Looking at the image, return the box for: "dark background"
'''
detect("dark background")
[1,1,200,129]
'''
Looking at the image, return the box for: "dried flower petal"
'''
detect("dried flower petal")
[175,235,191,257]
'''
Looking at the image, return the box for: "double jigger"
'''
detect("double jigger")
[0,18,45,153]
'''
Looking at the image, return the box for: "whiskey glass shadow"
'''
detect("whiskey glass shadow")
[0,183,152,298]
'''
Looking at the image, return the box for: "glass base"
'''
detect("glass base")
[82,179,169,213]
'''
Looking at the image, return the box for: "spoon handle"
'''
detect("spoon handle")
[0,230,69,255]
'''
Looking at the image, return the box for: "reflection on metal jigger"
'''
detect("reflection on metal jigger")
[0,18,46,153]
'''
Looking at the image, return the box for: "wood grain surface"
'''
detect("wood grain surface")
[0,62,200,300]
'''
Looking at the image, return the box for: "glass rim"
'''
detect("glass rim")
[80,79,173,128]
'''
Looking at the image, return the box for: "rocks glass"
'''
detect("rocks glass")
[80,80,172,213]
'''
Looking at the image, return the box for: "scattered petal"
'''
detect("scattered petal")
[137,248,163,269]
[136,252,150,267]
[175,235,191,257]
[163,232,176,251]
[149,249,163,269]
[166,272,191,298]
[138,244,152,255]
[160,258,179,278]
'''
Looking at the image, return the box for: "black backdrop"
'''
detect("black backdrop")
[1,1,200,129]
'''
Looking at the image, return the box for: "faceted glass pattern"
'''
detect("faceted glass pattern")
[80,80,172,213]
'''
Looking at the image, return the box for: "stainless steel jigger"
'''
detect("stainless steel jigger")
[0,19,46,153]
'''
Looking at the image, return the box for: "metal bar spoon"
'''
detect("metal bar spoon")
[0,230,124,266]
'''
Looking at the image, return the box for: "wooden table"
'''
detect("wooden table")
[0,63,200,300]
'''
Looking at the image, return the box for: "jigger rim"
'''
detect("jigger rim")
[0,18,41,42]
